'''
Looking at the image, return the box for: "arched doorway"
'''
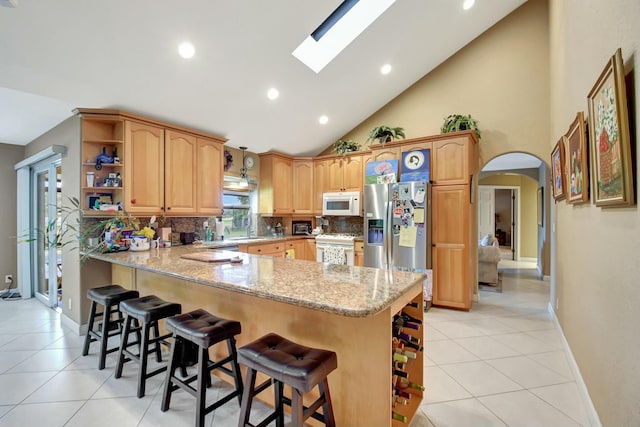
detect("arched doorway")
[478,152,549,279]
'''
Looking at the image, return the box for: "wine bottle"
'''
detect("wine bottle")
[393,353,408,363]
[397,332,420,344]
[401,310,423,325]
[392,412,408,423]
[394,396,408,405]
[394,389,412,399]
[397,337,423,352]
[396,377,425,391]
[400,349,418,359]
[393,369,408,378]
[405,301,419,308]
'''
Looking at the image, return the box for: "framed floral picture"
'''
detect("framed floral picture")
[587,48,634,207]
[551,138,566,201]
[565,112,589,204]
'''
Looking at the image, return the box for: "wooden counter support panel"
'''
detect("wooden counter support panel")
[117,266,423,426]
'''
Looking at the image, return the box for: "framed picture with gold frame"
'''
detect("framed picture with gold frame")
[551,138,566,201]
[565,112,589,204]
[587,48,634,207]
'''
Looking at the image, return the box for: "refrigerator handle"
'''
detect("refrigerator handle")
[386,198,393,269]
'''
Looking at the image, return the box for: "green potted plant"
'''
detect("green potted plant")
[367,126,406,146]
[333,139,360,155]
[440,114,481,139]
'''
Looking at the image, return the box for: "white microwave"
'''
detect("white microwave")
[322,191,361,216]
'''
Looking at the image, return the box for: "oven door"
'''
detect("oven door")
[316,243,355,266]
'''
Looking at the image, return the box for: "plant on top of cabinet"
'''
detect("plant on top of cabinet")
[441,114,481,139]
[367,125,406,146]
[333,139,360,155]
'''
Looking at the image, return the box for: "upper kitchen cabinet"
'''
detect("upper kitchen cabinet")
[196,138,223,215]
[79,114,125,213]
[77,109,226,216]
[368,145,400,162]
[292,159,313,215]
[124,120,165,214]
[259,152,293,215]
[313,159,327,214]
[164,130,196,214]
[324,154,363,193]
[431,132,478,185]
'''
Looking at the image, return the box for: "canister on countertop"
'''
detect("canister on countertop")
[215,220,225,240]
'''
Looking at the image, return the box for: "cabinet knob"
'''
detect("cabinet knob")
[257,249,261,252]
[167,206,171,210]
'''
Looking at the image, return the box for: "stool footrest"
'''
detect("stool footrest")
[281,393,327,424]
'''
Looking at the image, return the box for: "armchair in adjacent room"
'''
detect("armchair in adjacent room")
[478,234,501,285]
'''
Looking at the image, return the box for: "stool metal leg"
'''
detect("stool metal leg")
[82,301,97,357]
[238,368,257,427]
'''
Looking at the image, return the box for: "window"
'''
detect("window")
[222,177,257,238]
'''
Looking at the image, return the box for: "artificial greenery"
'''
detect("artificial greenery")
[333,139,360,155]
[440,114,481,139]
[367,126,406,146]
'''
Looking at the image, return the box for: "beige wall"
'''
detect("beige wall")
[340,0,550,171]
[25,116,83,324]
[0,143,25,291]
[479,174,538,258]
[549,0,640,425]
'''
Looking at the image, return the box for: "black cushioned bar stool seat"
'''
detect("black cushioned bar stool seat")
[115,295,181,398]
[82,285,140,370]
[161,309,243,427]
[237,333,337,427]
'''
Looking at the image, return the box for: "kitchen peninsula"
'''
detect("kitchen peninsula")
[87,245,428,426]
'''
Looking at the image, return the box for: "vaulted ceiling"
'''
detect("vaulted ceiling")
[0,0,527,155]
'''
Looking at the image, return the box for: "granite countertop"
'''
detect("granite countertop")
[197,234,313,248]
[87,245,427,318]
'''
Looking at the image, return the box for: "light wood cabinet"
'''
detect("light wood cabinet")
[292,159,314,215]
[124,120,165,214]
[306,238,317,261]
[432,185,473,309]
[77,108,226,217]
[196,138,223,215]
[354,240,364,267]
[259,153,293,215]
[313,159,327,214]
[369,145,400,162]
[432,135,471,185]
[80,115,125,213]
[324,154,363,193]
[165,130,196,214]
[286,239,307,260]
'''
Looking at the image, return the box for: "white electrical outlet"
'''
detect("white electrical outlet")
[4,275,12,284]
[68,298,72,310]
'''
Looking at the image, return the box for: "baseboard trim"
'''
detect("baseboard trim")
[547,303,602,427]
[60,312,85,336]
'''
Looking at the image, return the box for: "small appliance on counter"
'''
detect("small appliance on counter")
[180,232,196,245]
[292,220,312,235]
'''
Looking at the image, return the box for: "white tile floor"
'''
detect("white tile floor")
[0,269,593,426]
[421,269,593,427]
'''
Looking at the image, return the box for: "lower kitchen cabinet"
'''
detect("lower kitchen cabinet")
[355,240,364,267]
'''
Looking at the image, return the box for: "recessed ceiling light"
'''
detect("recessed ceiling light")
[380,63,392,75]
[267,88,280,100]
[178,42,195,59]
[463,0,475,10]
[319,115,329,125]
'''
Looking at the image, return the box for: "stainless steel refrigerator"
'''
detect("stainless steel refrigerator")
[363,182,431,272]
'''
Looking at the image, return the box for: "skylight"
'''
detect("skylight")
[292,0,397,73]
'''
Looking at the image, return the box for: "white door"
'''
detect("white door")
[478,186,495,239]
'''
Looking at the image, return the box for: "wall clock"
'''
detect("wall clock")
[243,155,256,170]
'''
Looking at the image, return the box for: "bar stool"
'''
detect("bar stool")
[237,333,337,427]
[82,285,140,370]
[161,309,243,427]
[115,295,181,398]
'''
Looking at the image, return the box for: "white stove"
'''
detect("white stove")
[315,234,357,265]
